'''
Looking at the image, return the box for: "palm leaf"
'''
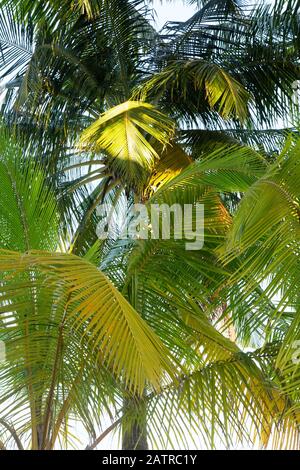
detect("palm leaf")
[79,100,175,189]
[0,249,175,395]
[0,128,58,252]
[136,60,251,122]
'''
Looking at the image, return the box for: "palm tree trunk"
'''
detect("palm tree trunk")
[122,272,149,450]
[122,397,148,450]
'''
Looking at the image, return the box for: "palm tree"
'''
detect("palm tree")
[0,128,175,449]
[1,119,300,449]
[79,103,300,449]
[0,0,300,450]
[0,0,299,158]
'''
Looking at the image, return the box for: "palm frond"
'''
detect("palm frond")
[79,101,175,189]
[135,59,251,122]
[0,249,175,395]
[0,127,58,251]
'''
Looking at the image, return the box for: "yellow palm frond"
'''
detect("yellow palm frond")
[79,100,175,189]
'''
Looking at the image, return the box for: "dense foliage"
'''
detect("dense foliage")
[0,0,299,450]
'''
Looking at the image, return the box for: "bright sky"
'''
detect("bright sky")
[152,0,196,29]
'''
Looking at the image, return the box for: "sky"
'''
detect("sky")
[152,0,196,29]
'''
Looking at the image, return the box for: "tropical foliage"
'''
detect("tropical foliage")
[0,0,299,451]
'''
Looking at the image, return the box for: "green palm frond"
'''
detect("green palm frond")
[144,345,300,450]
[0,0,156,163]
[0,249,175,394]
[0,128,58,251]
[181,128,300,157]
[149,144,266,205]
[136,60,251,122]
[219,136,300,413]
[110,343,300,450]
[144,0,299,126]
[223,138,300,261]
[79,101,175,189]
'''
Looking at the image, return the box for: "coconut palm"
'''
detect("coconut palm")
[0,0,300,451]
[77,100,300,449]
[0,0,299,161]
[1,119,300,449]
[0,128,176,449]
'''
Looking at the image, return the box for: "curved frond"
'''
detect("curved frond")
[0,249,174,395]
[79,101,175,188]
[0,128,58,251]
[136,60,251,122]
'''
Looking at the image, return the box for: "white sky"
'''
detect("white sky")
[152,0,196,29]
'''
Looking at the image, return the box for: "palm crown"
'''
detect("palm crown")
[0,0,299,450]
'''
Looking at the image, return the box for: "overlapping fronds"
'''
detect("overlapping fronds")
[0,8,33,81]
[0,249,175,394]
[0,0,156,163]
[0,131,174,448]
[0,0,300,451]
[144,143,192,197]
[136,60,251,122]
[114,343,300,450]
[181,128,300,158]
[79,101,175,188]
[219,136,300,427]
[149,144,266,205]
[223,138,300,271]
[142,0,299,127]
[0,129,58,251]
